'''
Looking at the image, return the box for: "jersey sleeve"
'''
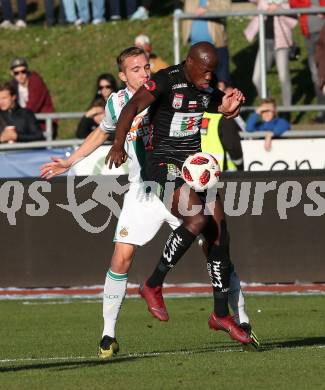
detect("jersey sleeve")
[99,94,120,133]
[143,69,170,98]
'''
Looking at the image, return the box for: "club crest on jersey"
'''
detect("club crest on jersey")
[144,80,156,92]
[201,95,210,108]
[172,93,184,109]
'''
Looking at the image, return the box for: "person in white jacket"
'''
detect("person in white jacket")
[244,0,297,107]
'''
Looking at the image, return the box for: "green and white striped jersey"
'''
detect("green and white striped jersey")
[100,88,150,183]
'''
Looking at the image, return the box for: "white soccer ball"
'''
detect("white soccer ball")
[181,152,221,191]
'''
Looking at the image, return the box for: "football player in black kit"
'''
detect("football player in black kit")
[106,42,258,348]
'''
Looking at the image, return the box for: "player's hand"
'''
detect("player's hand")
[105,143,127,169]
[195,6,207,15]
[40,157,72,180]
[219,88,245,118]
[0,126,18,143]
[267,3,278,12]
[264,132,273,152]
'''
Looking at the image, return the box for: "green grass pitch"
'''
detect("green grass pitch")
[0,295,324,390]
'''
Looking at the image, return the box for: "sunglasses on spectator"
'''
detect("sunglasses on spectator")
[98,85,112,91]
[13,69,27,76]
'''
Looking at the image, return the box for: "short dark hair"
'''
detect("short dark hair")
[116,47,147,72]
[0,81,16,96]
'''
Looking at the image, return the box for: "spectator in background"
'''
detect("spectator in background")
[290,0,325,122]
[244,0,297,108]
[246,98,290,151]
[130,0,151,20]
[61,0,105,25]
[86,0,106,24]
[109,0,137,20]
[134,34,169,73]
[43,0,66,27]
[91,73,118,104]
[10,57,57,138]
[182,0,231,90]
[0,0,27,29]
[315,24,325,96]
[76,73,118,138]
[0,82,44,143]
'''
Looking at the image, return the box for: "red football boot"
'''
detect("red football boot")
[208,313,253,344]
[139,281,169,321]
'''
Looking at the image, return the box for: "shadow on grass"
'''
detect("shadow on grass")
[261,336,325,351]
[3,337,323,372]
[0,356,145,373]
[0,344,242,373]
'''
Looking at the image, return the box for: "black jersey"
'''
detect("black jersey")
[144,62,224,168]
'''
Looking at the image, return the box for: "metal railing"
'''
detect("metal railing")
[1,130,325,152]
[36,112,84,142]
[173,7,325,100]
[35,103,325,142]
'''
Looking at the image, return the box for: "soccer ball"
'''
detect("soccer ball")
[181,152,221,191]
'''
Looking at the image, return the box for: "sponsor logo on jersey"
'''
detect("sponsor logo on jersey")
[166,163,182,180]
[126,112,150,142]
[144,80,156,92]
[172,83,188,90]
[169,112,202,137]
[188,100,197,109]
[117,90,127,107]
[119,227,129,237]
[172,93,184,109]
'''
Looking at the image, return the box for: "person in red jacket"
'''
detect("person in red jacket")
[10,57,57,137]
[289,0,325,122]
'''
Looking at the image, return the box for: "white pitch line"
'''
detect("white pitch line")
[1,345,325,364]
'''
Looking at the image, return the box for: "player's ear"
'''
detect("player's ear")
[119,71,127,83]
[187,56,193,67]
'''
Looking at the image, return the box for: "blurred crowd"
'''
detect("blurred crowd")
[0,0,325,160]
[0,0,185,28]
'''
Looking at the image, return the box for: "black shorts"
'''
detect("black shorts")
[144,154,219,203]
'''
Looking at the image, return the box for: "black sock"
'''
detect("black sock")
[147,225,196,288]
[213,290,229,317]
[206,244,231,317]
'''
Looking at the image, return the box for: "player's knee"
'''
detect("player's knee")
[185,213,209,236]
[111,243,135,273]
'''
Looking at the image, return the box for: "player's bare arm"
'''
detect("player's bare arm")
[105,86,156,169]
[40,127,109,179]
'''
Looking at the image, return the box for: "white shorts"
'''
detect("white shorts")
[114,183,181,246]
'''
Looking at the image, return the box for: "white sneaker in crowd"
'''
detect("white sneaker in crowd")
[92,18,105,25]
[15,19,27,28]
[74,18,84,26]
[130,6,149,21]
[0,20,14,29]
